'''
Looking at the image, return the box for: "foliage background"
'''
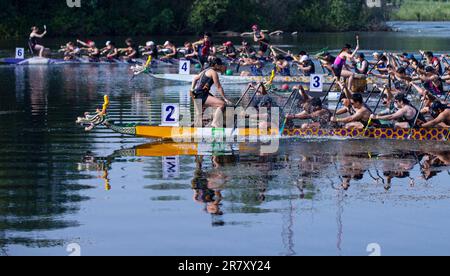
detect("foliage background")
[0,0,387,38]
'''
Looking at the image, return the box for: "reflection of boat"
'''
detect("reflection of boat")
[114,142,261,157]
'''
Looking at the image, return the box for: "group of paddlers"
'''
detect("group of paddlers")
[29,24,450,131]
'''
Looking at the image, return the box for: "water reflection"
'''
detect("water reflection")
[81,141,450,233]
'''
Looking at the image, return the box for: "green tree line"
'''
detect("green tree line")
[0,0,386,38]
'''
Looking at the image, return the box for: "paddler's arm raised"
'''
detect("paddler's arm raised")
[349,35,360,59]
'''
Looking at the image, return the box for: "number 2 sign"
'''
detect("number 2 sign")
[309,74,324,92]
[161,103,180,126]
[179,60,190,75]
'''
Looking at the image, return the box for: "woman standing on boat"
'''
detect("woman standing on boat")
[252,25,269,55]
[190,58,232,128]
[29,26,47,57]
[332,36,359,91]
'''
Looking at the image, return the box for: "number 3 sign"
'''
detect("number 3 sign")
[309,74,324,92]
[161,103,180,126]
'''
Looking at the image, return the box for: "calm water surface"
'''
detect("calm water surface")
[1,22,450,256]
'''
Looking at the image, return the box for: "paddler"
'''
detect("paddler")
[29,25,47,57]
[59,42,80,61]
[239,55,264,77]
[353,53,369,75]
[287,97,332,129]
[419,66,444,96]
[100,41,119,61]
[160,41,178,60]
[141,41,158,60]
[77,40,100,62]
[270,46,290,76]
[421,101,450,128]
[370,94,426,129]
[421,51,443,76]
[238,41,257,58]
[183,42,198,60]
[220,41,238,60]
[294,51,316,76]
[331,93,375,130]
[190,57,232,128]
[119,38,138,61]
[193,32,216,66]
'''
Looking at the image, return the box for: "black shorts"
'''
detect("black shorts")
[193,90,213,105]
[332,65,343,79]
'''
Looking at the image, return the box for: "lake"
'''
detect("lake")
[0,22,450,256]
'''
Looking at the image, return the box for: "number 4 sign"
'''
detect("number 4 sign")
[309,74,324,92]
[179,60,190,75]
[15,48,25,60]
[161,103,180,126]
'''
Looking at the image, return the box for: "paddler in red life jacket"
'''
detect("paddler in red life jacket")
[422,51,443,76]
[193,32,217,66]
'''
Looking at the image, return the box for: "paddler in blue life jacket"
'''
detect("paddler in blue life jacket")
[272,51,291,76]
[239,55,264,77]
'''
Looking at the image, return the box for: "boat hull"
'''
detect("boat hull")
[106,124,449,142]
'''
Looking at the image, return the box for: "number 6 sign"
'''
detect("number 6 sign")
[179,60,190,75]
[161,103,180,126]
[309,74,324,92]
[15,48,25,60]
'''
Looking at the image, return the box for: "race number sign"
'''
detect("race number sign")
[310,74,324,92]
[15,48,25,59]
[179,60,191,75]
[162,156,180,179]
[161,103,180,126]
